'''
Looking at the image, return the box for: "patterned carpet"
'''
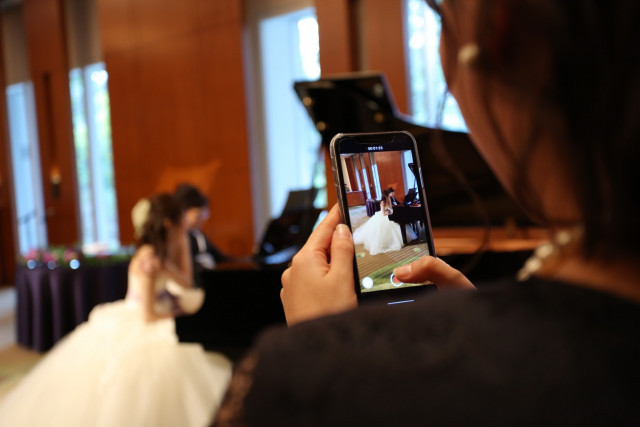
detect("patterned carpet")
[354,242,431,292]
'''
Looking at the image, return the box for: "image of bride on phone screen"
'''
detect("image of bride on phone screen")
[352,188,404,255]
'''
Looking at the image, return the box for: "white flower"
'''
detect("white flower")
[131,198,151,238]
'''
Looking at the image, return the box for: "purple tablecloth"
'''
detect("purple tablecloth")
[366,199,381,217]
[15,261,129,352]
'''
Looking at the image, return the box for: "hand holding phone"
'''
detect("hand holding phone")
[330,131,437,304]
[392,255,475,290]
[280,205,358,325]
[282,130,447,322]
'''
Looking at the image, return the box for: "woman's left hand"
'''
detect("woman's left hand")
[281,205,358,325]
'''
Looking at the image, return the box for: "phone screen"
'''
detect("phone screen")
[330,131,436,303]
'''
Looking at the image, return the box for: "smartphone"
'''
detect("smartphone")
[330,131,437,305]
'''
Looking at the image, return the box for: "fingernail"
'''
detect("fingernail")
[336,224,351,238]
[394,264,411,276]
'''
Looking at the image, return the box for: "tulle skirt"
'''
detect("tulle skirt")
[353,211,404,255]
[0,300,232,427]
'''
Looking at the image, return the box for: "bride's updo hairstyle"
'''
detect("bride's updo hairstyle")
[430,0,640,257]
[136,193,183,260]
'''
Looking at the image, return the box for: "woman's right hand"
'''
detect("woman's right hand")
[280,205,358,325]
[393,256,475,290]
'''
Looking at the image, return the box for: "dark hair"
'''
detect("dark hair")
[174,183,209,210]
[435,1,640,257]
[137,193,183,259]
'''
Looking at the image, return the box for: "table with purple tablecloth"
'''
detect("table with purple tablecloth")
[366,199,381,217]
[15,261,130,352]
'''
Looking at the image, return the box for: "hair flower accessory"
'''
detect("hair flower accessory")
[131,198,151,238]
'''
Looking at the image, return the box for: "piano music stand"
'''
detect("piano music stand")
[294,72,401,146]
[281,187,318,215]
[253,188,323,267]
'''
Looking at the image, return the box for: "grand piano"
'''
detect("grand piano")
[176,73,536,359]
[389,205,424,244]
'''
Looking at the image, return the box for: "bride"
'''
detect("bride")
[352,189,404,255]
[0,193,231,427]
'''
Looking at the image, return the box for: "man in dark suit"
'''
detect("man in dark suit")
[174,184,229,287]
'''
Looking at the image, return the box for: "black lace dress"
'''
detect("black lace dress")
[214,277,640,426]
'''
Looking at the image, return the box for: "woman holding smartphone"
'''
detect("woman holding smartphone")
[214,1,640,425]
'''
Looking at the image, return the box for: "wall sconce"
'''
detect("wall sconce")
[51,169,62,199]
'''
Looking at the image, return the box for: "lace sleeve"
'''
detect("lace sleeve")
[211,353,257,427]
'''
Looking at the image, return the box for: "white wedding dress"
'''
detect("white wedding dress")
[0,273,232,427]
[352,206,404,255]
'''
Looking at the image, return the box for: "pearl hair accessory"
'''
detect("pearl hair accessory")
[517,225,584,281]
[458,43,481,67]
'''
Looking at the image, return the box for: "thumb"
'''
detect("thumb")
[329,224,355,273]
[393,255,475,290]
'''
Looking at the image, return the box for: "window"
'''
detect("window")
[247,1,324,237]
[358,156,371,199]
[370,154,382,199]
[406,0,467,132]
[6,82,48,254]
[69,62,119,251]
[259,9,323,218]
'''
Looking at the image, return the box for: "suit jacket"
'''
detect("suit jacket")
[188,230,230,286]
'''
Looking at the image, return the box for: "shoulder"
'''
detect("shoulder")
[131,245,161,276]
[243,279,640,425]
[244,290,490,423]
[254,288,488,365]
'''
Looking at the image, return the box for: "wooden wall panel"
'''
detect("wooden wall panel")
[360,0,408,113]
[132,0,196,47]
[23,0,80,245]
[0,21,16,283]
[96,0,134,53]
[98,0,254,255]
[197,26,254,255]
[316,0,358,74]
[376,151,405,200]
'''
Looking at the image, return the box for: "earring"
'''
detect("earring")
[458,43,481,68]
[517,225,584,281]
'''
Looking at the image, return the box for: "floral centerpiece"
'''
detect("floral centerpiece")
[19,245,133,270]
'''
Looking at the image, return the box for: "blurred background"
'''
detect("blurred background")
[0,0,472,282]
